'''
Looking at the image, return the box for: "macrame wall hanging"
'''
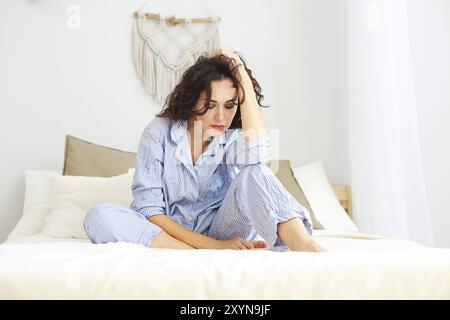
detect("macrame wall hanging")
[133,0,222,105]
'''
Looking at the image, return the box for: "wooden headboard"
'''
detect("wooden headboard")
[332,186,352,219]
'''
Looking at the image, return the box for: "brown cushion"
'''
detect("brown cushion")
[63,135,137,177]
[62,135,323,229]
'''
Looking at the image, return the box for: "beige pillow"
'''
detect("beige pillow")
[63,135,137,177]
[62,136,323,229]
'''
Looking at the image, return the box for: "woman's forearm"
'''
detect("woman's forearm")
[238,65,267,140]
[148,214,217,249]
[216,49,266,140]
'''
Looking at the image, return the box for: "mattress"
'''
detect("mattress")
[1,231,449,299]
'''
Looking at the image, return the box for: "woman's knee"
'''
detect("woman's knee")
[83,203,116,242]
[83,203,164,246]
[233,163,274,190]
[84,203,111,227]
[237,163,271,178]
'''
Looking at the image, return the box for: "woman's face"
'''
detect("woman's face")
[189,79,239,138]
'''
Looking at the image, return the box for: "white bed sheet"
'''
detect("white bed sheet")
[1,231,449,299]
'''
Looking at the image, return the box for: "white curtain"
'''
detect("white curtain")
[347,0,434,246]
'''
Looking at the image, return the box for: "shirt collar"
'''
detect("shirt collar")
[170,119,187,145]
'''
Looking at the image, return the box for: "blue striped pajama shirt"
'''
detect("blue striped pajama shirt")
[83,117,313,249]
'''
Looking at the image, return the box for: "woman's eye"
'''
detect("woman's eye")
[203,102,237,110]
[203,103,216,109]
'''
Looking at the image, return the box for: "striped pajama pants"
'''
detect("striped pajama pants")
[83,163,313,250]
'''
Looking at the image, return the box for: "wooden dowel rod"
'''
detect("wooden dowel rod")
[133,11,220,25]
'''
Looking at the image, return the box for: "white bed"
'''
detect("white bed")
[1,168,450,300]
[1,230,450,299]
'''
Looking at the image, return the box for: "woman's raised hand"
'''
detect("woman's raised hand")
[216,48,243,68]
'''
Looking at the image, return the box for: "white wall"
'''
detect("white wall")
[0,0,349,243]
[407,0,450,248]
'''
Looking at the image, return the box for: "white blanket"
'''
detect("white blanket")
[1,231,449,299]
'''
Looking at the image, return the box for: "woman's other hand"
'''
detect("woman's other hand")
[212,237,268,250]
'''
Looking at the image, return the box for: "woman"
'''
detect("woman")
[83,49,326,252]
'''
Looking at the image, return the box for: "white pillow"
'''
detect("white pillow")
[41,169,135,240]
[6,170,60,242]
[292,161,358,232]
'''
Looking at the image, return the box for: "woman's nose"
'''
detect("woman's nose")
[215,106,225,120]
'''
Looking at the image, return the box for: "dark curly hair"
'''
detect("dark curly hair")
[156,52,269,129]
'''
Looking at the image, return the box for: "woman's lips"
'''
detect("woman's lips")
[211,125,226,130]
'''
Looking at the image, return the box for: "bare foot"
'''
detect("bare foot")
[311,243,328,252]
[291,239,328,252]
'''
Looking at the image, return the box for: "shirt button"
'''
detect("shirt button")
[188,215,193,222]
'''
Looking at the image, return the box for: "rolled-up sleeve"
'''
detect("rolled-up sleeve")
[224,129,271,169]
[130,121,166,219]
